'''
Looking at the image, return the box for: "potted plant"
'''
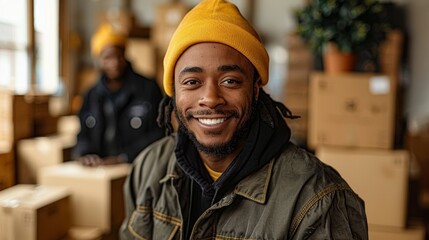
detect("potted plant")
[294,0,389,73]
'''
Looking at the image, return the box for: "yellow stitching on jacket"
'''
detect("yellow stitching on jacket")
[130,206,182,239]
[128,211,147,240]
[167,225,180,240]
[137,205,152,213]
[234,160,274,203]
[153,210,182,226]
[289,183,351,238]
[214,234,257,240]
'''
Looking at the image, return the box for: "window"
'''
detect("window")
[0,0,29,93]
[0,0,60,94]
[34,0,59,94]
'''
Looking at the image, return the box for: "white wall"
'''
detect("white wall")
[253,0,303,45]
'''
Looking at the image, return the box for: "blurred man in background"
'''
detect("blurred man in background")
[73,24,164,167]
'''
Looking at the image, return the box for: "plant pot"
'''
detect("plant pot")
[323,42,356,73]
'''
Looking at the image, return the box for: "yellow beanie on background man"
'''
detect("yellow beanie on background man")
[91,23,127,56]
[163,0,270,97]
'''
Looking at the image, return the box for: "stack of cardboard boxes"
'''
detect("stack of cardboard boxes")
[0,88,69,189]
[0,89,34,191]
[38,162,131,239]
[0,162,131,240]
[309,72,425,239]
[307,42,426,239]
[0,111,131,239]
[16,114,79,184]
[1,86,128,239]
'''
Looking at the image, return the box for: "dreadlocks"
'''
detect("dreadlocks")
[157,95,175,136]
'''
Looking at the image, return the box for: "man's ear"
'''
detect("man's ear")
[254,78,262,100]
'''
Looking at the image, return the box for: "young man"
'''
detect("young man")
[73,24,164,166]
[121,0,368,239]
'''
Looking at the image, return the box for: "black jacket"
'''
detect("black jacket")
[73,63,164,162]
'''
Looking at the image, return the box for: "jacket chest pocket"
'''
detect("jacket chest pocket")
[128,206,181,240]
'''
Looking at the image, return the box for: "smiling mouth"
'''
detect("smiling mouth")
[198,118,226,126]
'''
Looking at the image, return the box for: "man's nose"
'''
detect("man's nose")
[198,82,226,109]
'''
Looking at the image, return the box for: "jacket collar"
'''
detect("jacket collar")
[233,159,274,204]
[161,150,275,206]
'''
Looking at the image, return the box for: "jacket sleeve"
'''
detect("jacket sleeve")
[291,186,368,240]
[119,136,174,240]
[120,152,145,239]
[72,90,94,159]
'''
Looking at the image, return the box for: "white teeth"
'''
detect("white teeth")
[199,118,226,125]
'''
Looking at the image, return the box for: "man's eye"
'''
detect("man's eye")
[184,79,199,85]
[222,79,241,85]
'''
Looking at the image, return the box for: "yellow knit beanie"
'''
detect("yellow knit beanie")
[163,0,269,97]
[91,23,127,56]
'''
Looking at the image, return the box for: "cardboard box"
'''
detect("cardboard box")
[57,115,80,137]
[0,148,14,191]
[0,89,13,147]
[98,9,134,35]
[126,39,157,79]
[12,95,34,140]
[286,32,309,50]
[368,224,426,240]
[316,147,409,228]
[26,94,59,137]
[38,161,131,234]
[285,80,309,95]
[56,115,79,162]
[17,136,65,184]
[0,184,71,240]
[68,226,104,240]
[406,128,429,191]
[0,92,33,144]
[152,2,189,54]
[287,48,313,69]
[309,72,397,150]
[286,68,310,82]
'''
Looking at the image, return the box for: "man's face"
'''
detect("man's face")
[99,45,126,80]
[174,42,261,156]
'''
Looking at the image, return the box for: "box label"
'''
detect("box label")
[369,76,390,95]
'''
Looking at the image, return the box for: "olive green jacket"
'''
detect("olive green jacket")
[120,136,368,239]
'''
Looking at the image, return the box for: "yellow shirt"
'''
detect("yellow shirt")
[203,161,223,181]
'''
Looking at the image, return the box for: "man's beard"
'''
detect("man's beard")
[173,98,258,159]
